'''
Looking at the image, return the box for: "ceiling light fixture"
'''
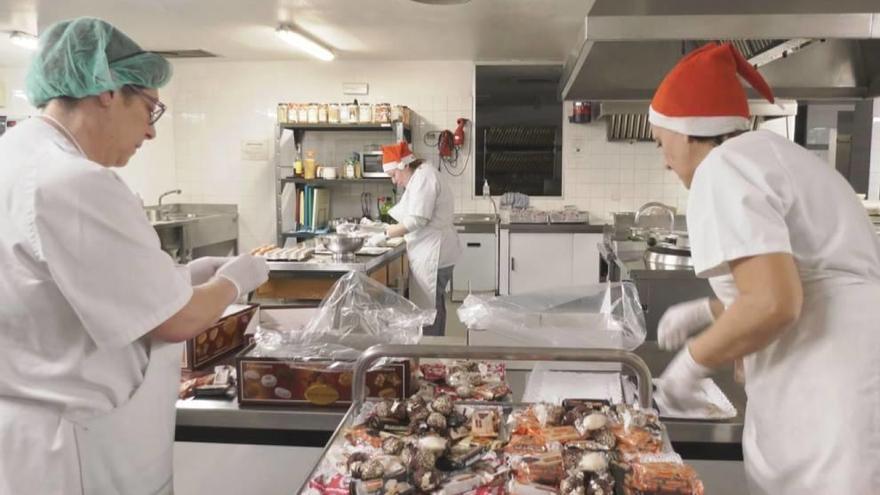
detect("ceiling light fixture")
[9,31,38,51]
[275,24,334,61]
[411,0,472,4]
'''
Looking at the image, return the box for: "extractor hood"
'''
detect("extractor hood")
[560,0,880,101]
[593,100,798,141]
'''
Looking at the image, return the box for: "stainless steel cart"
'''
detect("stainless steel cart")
[298,344,655,494]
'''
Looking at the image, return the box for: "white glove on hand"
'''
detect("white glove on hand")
[656,345,712,411]
[216,254,269,299]
[657,297,715,351]
[186,256,231,285]
[365,233,387,247]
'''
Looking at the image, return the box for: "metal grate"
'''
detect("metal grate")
[605,115,764,142]
[485,127,557,147]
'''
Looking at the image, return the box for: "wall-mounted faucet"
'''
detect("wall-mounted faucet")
[158,189,182,208]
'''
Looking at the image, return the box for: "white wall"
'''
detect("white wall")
[869,99,880,200]
[0,67,179,204]
[19,62,880,252]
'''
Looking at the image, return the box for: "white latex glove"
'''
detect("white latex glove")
[186,256,231,285]
[656,345,712,411]
[365,233,387,247]
[216,254,269,299]
[657,297,715,351]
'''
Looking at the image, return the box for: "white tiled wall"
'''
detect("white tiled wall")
[869,99,880,200]
[5,61,878,251]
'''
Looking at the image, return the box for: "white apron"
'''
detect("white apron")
[67,339,182,494]
[711,274,880,494]
[389,202,442,312]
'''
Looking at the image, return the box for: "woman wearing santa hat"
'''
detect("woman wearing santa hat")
[650,43,880,494]
[380,141,461,336]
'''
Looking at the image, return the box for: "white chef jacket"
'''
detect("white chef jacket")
[687,130,880,494]
[395,163,462,269]
[0,118,192,493]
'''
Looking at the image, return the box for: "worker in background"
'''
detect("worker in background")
[651,42,880,494]
[0,17,268,494]
[376,141,461,336]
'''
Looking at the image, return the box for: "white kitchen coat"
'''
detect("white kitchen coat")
[0,118,193,494]
[687,130,880,494]
[389,163,461,312]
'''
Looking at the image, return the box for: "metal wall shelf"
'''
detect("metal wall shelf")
[274,119,411,246]
[279,177,391,185]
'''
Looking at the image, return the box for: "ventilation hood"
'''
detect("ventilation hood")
[594,100,798,141]
[560,0,880,101]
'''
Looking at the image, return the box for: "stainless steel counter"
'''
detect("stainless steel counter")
[267,241,406,273]
[176,343,744,454]
[500,223,606,234]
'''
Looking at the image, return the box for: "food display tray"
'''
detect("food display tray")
[297,345,656,494]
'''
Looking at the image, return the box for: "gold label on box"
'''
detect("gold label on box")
[305,383,340,405]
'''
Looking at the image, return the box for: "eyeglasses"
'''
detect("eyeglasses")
[127,85,166,125]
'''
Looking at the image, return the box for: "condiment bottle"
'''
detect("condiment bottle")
[304,150,317,179]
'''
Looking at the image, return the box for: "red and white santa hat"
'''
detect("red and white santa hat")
[649,42,775,136]
[381,141,416,172]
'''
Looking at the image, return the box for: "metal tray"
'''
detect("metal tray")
[297,344,655,494]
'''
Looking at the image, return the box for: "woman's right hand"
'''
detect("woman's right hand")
[658,297,716,350]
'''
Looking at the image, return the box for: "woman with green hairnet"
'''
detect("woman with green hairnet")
[0,17,269,494]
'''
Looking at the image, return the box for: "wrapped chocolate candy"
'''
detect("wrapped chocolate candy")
[411,468,442,492]
[382,436,405,456]
[399,445,417,468]
[390,400,408,421]
[427,412,448,432]
[361,459,386,480]
[413,450,438,470]
[454,384,474,398]
[446,411,468,428]
[585,471,614,495]
[430,394,454,416]
[374,399,394,419]
[561,472,586,495]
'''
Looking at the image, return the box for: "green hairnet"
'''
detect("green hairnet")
[25,17,172,107]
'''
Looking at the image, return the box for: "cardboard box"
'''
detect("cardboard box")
[181,304,258,371]
[235,343,411,407]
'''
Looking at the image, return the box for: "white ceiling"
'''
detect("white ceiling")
[0,0,591,67]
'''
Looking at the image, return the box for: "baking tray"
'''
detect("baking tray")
[297,344,656,494]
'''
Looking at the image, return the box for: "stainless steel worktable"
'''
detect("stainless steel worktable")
[175,343,744,458]
[266,240,406,274]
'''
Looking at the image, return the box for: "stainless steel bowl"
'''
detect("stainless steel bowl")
[643,246,693,269]
[319,234,365,256]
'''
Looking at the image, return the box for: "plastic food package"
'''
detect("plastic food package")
[457,282,646,350]
[251,271,434,361]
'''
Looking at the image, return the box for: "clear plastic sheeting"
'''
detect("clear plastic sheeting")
[251,271,434,363]
[457,282,646,350]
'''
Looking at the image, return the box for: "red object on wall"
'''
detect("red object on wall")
[454,118,468,146]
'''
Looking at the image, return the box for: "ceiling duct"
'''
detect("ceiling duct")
[594,100,799,142]
[560,0,880,101]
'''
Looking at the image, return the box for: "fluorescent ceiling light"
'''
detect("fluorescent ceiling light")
[275,25,334,61]
[9,31,38,51]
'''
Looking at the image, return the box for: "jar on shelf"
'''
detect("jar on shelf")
[307,103,320,124]
[328,103,340,124]
[390,105,402,123]
[297,104,309,123]
[373,103,391,123]
[347,102,360,124]
[304,150,317,179]
[358,103,372,123]
[277,103,288,124]
[317,104,328,123]
[287,103,299,123]
[339,103,350,123]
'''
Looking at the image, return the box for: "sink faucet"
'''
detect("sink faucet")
[158,189,182,208]
[634,201,676,233]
